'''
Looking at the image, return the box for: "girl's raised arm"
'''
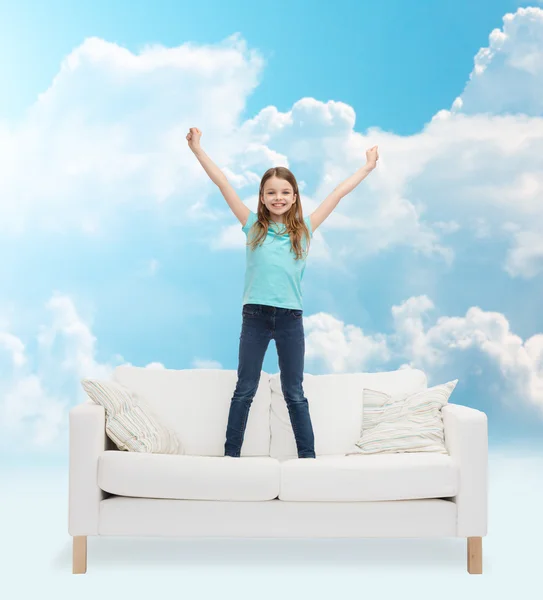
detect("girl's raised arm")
[187,128,250,227]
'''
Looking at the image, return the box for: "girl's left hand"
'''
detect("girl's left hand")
[366,145,379,167]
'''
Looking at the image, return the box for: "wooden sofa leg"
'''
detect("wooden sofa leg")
[467,536,482,574]
[73,536,87,574]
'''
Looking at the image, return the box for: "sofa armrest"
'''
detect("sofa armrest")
[442,402,488,537]
[68,400,116,536]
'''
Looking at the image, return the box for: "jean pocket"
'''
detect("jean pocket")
[242,305,260,317]
[291,309,303,319]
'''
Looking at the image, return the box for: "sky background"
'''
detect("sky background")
[1,0,543,467]
[2,0,543,588]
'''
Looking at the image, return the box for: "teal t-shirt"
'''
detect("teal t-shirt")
[242,210,312,310]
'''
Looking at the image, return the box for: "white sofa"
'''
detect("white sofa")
[68,366,488,575]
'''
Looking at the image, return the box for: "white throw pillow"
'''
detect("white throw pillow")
[347,380,458,455]
[81,378,181,454]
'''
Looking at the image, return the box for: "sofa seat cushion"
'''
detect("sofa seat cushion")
[98,451,281,501]
[278,453,458,501]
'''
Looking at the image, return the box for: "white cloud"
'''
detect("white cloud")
[2,375,66,446]
[192,359,223,369]
[445,6,543,276]
[1,290,542,451]
[452,7,543,114]
[2,6,543,451]
[303,295,543,414]
[0,332,26,367]
[0,33,264,235]
[392,297,543,412]
[0,293,130,451]
[504,228,543,278]
[36,293,113,380]
[432,220,460,234]
[0,291,225,451]
[2,8,543,277]
[304,311,391,372]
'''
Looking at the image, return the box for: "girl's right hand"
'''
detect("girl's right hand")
[186,127,202,151]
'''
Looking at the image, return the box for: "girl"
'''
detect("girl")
[187,127,379,458]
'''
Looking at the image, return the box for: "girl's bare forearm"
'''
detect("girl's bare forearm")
[192,147,227,187]
[335,163,376,197]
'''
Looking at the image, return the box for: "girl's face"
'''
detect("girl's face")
[261,176,296,222]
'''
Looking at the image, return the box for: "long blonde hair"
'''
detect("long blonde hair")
[246,166,311,260]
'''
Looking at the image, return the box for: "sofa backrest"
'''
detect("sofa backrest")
[269,367,428,459]
[112,365,427,458]
[112,366,272,456]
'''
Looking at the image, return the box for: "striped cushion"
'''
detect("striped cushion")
[81,378,181,454]
[350,380,458,455]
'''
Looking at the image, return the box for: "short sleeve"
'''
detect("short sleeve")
[242,210,257,235]
[304,215,313,238]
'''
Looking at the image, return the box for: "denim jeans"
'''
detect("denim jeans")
[224,303,316,459]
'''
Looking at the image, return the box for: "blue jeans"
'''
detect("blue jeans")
[225,303,316,458]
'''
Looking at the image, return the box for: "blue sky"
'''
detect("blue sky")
[1,0,543,463]
[0,0,522,132]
